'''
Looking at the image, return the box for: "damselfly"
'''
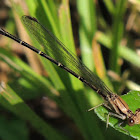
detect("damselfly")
[0,16,140,127]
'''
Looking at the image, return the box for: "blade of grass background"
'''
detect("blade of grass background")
[58,0,83,90]
[58,0,84,111]
[104,0,115,15]
[17,0,60,38]
[59,1,104,139]
[97,32,140,68]
[126,80,140,91]
[109,0,127,73]
[23,0,37,15]
[0,84,68,140]
[76,0,96,70]
[59,0,76,54]
[38,0,60,37]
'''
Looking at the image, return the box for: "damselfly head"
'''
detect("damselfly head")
[128,108,140,126]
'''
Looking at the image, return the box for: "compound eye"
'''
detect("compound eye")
[128,119,135,126]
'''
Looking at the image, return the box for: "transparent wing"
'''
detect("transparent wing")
[22,15,113,97]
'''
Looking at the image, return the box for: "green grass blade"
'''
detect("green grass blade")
[97,32,140,68]
[76,0,96,70]
[109,0,127,72]
[104,0,115,15]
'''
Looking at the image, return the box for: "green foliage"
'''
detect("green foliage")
[0,0,140,140]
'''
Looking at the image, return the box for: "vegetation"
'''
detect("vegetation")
[0,0,140,139]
